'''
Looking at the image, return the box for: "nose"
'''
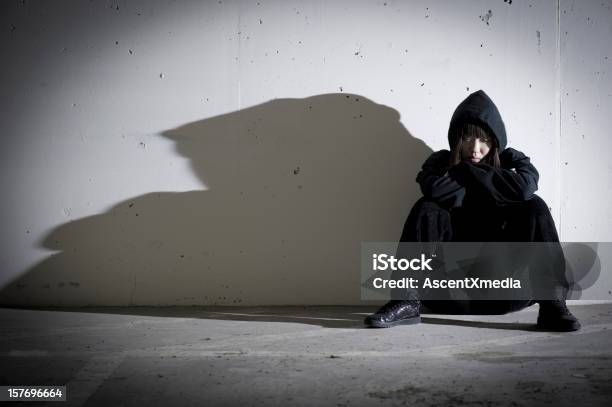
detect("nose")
[471,139,481,154]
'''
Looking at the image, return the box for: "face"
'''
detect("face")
[461,135,492,163]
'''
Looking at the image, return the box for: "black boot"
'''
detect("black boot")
[537,299,581,332]
[364,300,421,328]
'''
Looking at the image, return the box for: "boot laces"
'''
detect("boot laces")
[380,300,415,314]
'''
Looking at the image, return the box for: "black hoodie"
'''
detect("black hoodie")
[416,90,539,208]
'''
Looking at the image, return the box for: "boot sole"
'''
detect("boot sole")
[365,316,421,328]
[536,320,581,332]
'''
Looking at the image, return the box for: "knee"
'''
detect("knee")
[401,197,453,242]
[410,197,452,225]
[413,197,450,215]
[517,195,551,217]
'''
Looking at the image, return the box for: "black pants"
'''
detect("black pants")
[394,195,565,314]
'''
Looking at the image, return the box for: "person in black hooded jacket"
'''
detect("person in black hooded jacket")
[364,90,580,332]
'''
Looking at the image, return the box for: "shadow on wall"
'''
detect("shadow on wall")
[0,93,432,306]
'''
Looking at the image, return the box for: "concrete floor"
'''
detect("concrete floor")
[1,303,611,407]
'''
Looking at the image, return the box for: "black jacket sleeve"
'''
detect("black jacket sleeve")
[416,150,466,208]
[449,147,539,204]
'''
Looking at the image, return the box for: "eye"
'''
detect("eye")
[462,135,473,142]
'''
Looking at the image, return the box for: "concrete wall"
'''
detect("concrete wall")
[559,0,612,240]
[0,0,610,306]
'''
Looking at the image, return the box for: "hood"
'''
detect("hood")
[447,90,507,151]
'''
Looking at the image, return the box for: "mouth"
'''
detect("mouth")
[469,158,481,163]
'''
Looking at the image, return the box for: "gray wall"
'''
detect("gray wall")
[1,0,610,305]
